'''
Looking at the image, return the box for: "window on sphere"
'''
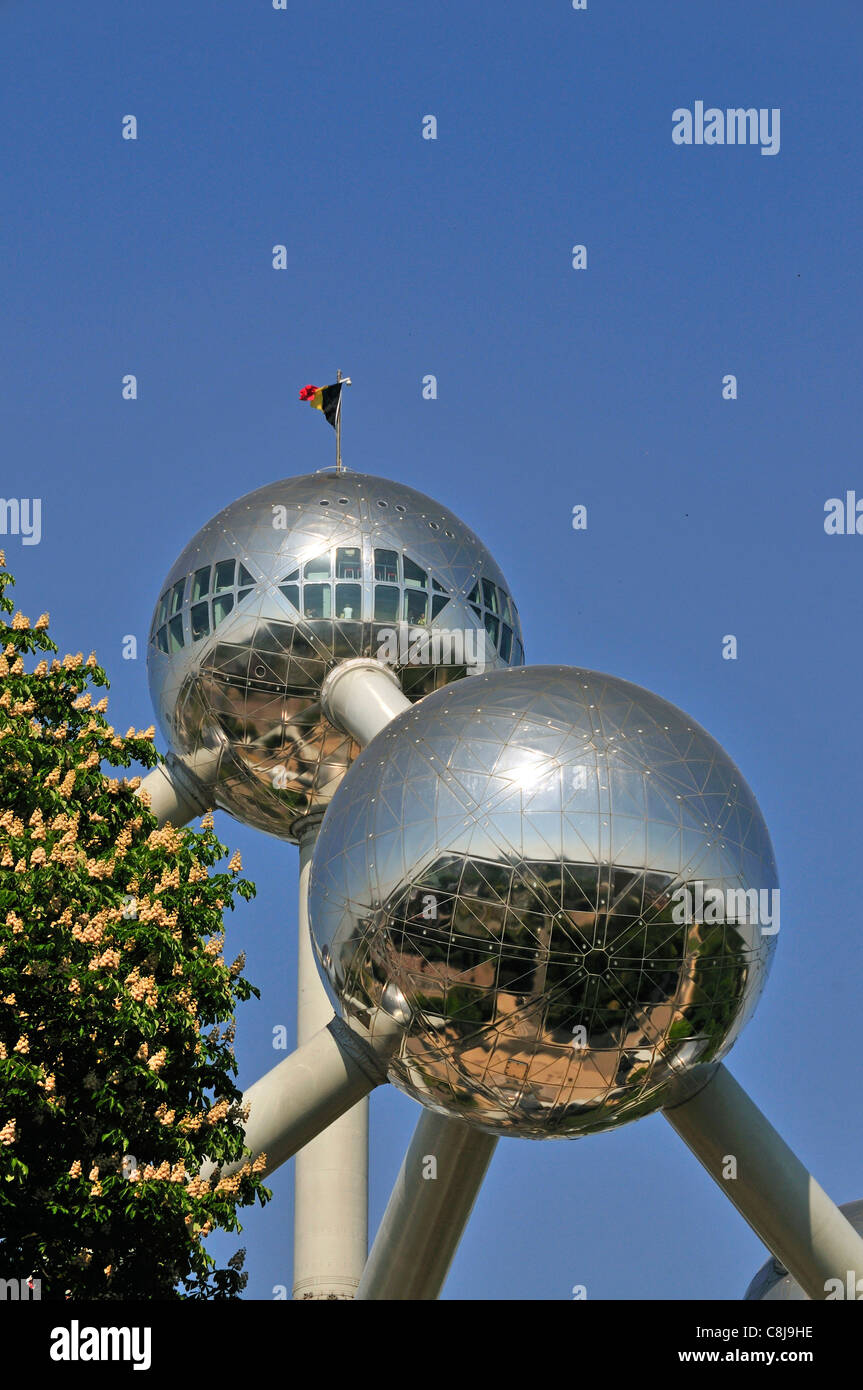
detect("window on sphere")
[192,567,210,602]
[213,593,234,627]
[374,549,398,583]
[304,553,331,582]
[481,579,499,615]
[403,557,427,590]
[168,615,185,652]
[374,585,400,622]
[304,584,331,620]
[404,589,428,624]
[335,547,362,580]
[191,603,210,642]
[214,560,235,593]
[336,583,362,620]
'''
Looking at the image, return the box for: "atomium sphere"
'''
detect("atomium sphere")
[147,471,524,840]
[309,666,779,1138]
[744,1201,863,1300]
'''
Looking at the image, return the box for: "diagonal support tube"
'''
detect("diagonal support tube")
[663,1063,863,1300]
[356,1108,497,1300]
[137,749,218,827]
[200,1012,400,1182]
[320,656,412,747]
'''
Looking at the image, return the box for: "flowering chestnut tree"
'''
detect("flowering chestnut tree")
[0,555,269,1298]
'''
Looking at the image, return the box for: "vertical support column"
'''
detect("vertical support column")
[292,813,369,1300]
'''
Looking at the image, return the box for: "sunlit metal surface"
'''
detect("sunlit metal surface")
[309,666,778,1138]
[147,471,524,840]
[744,1201,863,1300]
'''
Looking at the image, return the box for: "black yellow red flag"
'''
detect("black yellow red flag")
[299,381,342,429]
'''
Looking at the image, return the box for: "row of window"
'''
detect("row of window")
[279,580,450,627]
[152,550,523,664]
[152,558,256,654]
[468,578,516,628]
[277,549,522,660]
[280,547,447,625]
[465,579,521,662]
[292,547,432,587]
[279,548,450,627]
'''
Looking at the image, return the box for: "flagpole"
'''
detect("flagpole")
[301,372,350,469]
[336,369,343,472]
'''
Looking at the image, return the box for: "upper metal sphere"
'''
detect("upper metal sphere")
[147,471,525,840]
[744,1201,863,1300]
[309,666,778,1138]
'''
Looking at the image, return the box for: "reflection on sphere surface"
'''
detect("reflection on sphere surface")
[310,667,778,1138]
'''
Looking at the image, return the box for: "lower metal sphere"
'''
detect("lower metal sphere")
[309,666,778,1138]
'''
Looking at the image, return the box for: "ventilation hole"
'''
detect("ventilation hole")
[338,497,349,504]
[395,504,406,513]
[254,665,266,677]
[429,521,440,529]
[377,499,388,508]
[319,499,330,506]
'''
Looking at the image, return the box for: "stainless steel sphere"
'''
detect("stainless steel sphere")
[744,1202,863,1300]
[147,472,525,840]
[309,666,779,1138]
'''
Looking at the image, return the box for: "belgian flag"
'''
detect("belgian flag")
[299,381,343,429]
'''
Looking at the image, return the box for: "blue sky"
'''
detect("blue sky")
[2,0,861,1299]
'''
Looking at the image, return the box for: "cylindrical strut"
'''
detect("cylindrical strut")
[137,749,217,827]
[664,1063,863,1301]
[320,657,409,748]
[199,1012,397,1182]
[292,814,370,1300]
[356,1108,497,1300]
